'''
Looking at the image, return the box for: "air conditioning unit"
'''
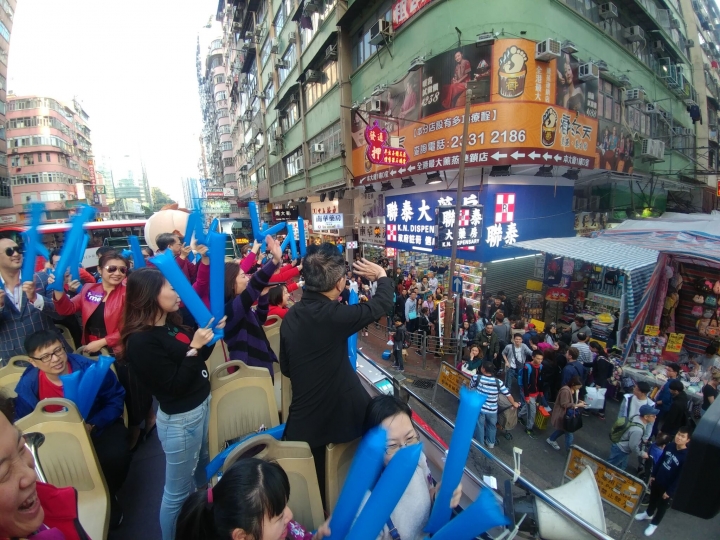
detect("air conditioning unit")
[255,23,264,38]
[578,62,599,81]
[270,39,279,54]
[684,127,694,135]
[640,138,665,161]
[369,19,392,46]
[295,156,305,172]
[255,91,266,99]
[645,102,661,114]
[687,39,695,47]
[243,110,253,121]
[651,40,665,53]
[305,70,321,82]
[365,98,382,113]
[326,44,338,60]
[275,59,287,69]
[599,3,619,19]
[313,143,325,153]
[288,32,296,44]
[624,88,646,104]
[535,38,561,61]
[409,56,425,70]
[624,26,646,43]
[272,128,283,140]
[245,31,254,41]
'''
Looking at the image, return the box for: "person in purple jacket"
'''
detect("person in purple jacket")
[635,426,692,536]
[222,233,283,380]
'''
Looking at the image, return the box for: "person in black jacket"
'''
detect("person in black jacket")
[392,318,407,371]
[659,379,689,437]
[590,341,614,420]
[279,244,393,508]
[521,350,544,438]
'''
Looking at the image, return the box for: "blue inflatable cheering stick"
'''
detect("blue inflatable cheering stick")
[326,427,386,540]
[150,250,213,329]
[60,355,115,420]
[128,235,145,269]
[347,288,359,370]
[207,231,227,345]
[49,205,96,292]
[425,487,509,540]
[297,216,307,258]
[249,201,262,240]
[70,233,89,282]
[20,202,49,283]
[424,385,486,533]
[345,443,423,540]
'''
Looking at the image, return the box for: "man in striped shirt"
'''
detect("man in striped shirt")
[472,362,521,448]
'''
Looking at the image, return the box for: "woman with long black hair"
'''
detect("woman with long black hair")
[121,267,226,540]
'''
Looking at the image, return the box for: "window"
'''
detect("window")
[300,0,337,50]
[0,177,9,198]
[261,36,272,66]
[214,74,225,84]
[278,44,296,86]
[351,4,392,70]
[0,101,5,115]
[0,0,14,20]
[284,147,303,177]
[46,153,51,162]
[0,154,5,166]
[0,74,5,91]
[256,0,267,25]
[221,141,233,151]
[309,122,342,165]
[0,20,9,42]
[281,100,299,132]
[270,161,284,186]
[265,80,275,104]
[40,191,68,202]
[223,157,234,167]
[305,61,338,109]
[10,156,18,167]
[23,154,34,166]
[273,2,286,31]
[216,91,227,101]
[211,39,222,50]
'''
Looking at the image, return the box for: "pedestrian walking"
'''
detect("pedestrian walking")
[547,376,586,451]
[472,362,521,448]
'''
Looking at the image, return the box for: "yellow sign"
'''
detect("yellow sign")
[644,325,660,336]
[530,319,545,332]
[665,333,685,353]
[564,446,646,516]
[436,362,471,399]
[236,238,250,245]
[526,279,543,291]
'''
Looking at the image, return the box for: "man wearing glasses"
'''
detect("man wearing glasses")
[0,238,68,365]
[14,329,131,529]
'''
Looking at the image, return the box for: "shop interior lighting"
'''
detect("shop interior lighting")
[426,171,442,184]
[489,165,511,177]
[401,177,416,188]
[320,192,327,202]
[364,184,376,193]
[562,168,580,180]
[329,190,336,201]
[380,181,394,191]
[535,165,553,177]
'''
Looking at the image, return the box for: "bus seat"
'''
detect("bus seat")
[55,324,76,351]
[325,438,360,513]
[0,356,30,398]
[74,347,111,360]
[205,340,228,375]
[223,435,325,531]
[208,361,280,460]
[263,315,282,359]
[16,398,110,540]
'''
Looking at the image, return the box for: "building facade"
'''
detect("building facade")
[1,95,95,223]
[0,0,15,216]
[208,0,717,257]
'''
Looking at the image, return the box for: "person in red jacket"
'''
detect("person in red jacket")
[265,281,303,324]
[0,395,91,540]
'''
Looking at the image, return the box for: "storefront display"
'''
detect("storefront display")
[456,262,483,308]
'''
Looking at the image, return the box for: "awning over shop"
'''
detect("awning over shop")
[512,236,659,320]
[597,228,720,266]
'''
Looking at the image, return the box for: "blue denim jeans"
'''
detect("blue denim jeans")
[156,396,211,540]
[474,411,498,446]
[549,429,574,450]
[607,443,630,471]
[505,367,517,391]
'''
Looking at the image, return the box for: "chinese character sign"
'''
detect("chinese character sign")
[365,121,409,167]
[273,208,299,221]
[312,213,344,231]
[436,206,483,248]
[392,0,436,29]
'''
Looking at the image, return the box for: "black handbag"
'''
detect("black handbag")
[563,392,583,433]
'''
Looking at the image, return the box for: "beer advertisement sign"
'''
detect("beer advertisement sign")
[351,38,598,186]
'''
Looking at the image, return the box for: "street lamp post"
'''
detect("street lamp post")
[444,82,481,346]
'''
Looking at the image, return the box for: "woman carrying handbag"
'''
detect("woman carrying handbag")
[546,376,586,451]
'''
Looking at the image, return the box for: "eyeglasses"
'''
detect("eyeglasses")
[385,431,420,456]
[4,246,21,257]
[105,265,128,274]
[29,346,65,364]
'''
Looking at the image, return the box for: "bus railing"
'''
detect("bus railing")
[357,350,614,540]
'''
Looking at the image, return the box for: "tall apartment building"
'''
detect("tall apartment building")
[0,0,15,216]
[0,95,95,222]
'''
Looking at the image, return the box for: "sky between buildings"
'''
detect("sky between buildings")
[7,0,221,207]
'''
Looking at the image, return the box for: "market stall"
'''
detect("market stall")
[512,236,659,346]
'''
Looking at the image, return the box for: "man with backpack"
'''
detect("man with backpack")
[608,404,658,471]
[521,350,545,439]
[618,381,655,441]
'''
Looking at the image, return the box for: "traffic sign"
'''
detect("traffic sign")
[452,276,463,294]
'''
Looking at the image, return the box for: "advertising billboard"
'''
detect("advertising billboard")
[351,38,599,186]
[392,0,437,29]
